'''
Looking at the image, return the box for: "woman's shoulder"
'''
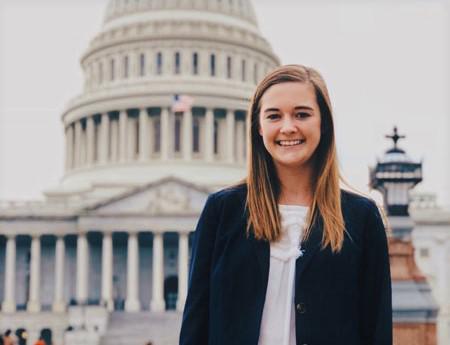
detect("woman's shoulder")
[340,188,381,218]
[210,182,247,204]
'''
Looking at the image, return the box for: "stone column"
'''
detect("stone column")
[101,231,114,311]
[236,120,245,164]
[182,109,193,161]
[127,116,136,161]
[74,121,82,168]
[2,235,16,312]
[110,118,119,162]
[65,125,74,171]
[150,232,165,311]
[76,232,89,305]
[80,123,87,167]
[52,235,66,312]
[119,110,128,162]
[139,108,149,161]
[160,107,170,160]
[226,109,235,163]
[86,116,95,165]
[205,108,214,162]
[176,232,189,311]
[125,232,140,311]
[27,235,41,312]
[99,113,110,164]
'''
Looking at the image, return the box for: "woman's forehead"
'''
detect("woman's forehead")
[260,82,317,110]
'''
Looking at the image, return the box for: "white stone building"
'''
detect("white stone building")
[410,198,450,345]
[0,1,279,344]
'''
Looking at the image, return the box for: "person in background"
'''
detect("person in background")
[33,337,45,345]
[3,330,15,345]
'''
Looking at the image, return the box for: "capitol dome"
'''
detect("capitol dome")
[58,0,279,199]
[103,0,259,26]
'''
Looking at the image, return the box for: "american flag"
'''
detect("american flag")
[171,94,194,112]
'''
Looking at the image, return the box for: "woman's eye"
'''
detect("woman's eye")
[296,112,310,118]
[267,114,280,120]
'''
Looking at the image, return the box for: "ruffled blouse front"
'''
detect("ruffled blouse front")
[258,204,308,345]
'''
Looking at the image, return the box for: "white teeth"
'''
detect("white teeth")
[277,139,304,146]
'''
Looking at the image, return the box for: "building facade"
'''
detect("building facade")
[0,1,279,344]
[411,204,450,345]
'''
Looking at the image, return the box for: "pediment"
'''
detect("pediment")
[84,177,211,216]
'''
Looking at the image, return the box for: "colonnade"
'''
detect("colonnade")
[1,231,190,313]
[65,107,247,171]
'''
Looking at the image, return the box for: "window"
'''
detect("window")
[192,52,199,75]
[110,59,115,81]
[193,117,200,153]
[153,117,161,152]
[156,52,163,75]
[123,55,129,78]
[227,56,232,79]
[174,52,181,74]
[241,59,246,82]
[253,62,258,84]
[174,113,182,152]
[210,54,216,76]
[139,53,145,76]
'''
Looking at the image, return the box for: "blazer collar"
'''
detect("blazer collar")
[249,214,324,287]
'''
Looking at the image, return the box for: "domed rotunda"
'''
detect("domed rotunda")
[59,0,279,198]
[0,1,279,344]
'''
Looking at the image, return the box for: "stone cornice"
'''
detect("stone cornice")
[62,79,253,123]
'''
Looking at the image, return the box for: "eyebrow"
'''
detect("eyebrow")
[263,106,314,113]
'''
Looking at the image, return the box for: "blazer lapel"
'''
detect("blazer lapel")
[295,217,324,283]
[249,230,270,287]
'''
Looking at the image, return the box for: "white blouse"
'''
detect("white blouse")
[258,204,308,345]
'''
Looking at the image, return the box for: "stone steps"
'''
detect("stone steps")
[99,311,182,345]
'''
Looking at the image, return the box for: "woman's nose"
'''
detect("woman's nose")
[280,118,297,134]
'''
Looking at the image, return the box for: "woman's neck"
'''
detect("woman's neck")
[276,164,313,206]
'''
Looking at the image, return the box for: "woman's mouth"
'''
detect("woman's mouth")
[276,139,305,147]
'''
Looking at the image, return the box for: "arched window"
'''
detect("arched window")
[174,52,181,74]
[139,53,145,76]
[210,54,216,77]
[156,52,163,75]
[192,52,199,75]
[227,56,232,79]
[193,116,200,153]
[123,55,129,78]
[241,59,246,82]
[110,59,115,81]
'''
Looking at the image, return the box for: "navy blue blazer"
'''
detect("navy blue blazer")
[179,184,392,345]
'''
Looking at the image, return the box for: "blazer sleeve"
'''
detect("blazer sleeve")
[360,201,393,345]
[179,193,220,345]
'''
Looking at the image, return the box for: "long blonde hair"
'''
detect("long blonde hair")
[246,64,345,253]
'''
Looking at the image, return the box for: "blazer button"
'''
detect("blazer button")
[296,302,306,314]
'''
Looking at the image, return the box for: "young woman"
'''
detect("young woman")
[179,65,392,345]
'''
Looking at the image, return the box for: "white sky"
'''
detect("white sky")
[0,0,449,208]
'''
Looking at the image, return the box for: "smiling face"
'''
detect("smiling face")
[258,81,321,173]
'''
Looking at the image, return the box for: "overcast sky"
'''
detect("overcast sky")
[0,0,449,208]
